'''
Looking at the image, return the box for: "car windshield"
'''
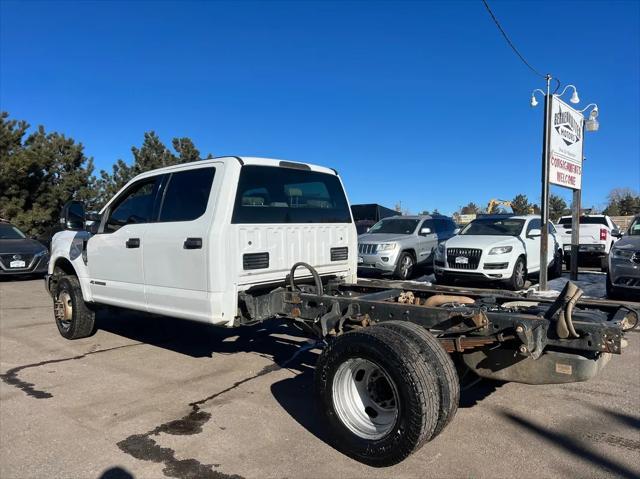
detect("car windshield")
[460,218,525,236]
[0,224,27,240]
[628,218,640,236]
[368,219,419,235]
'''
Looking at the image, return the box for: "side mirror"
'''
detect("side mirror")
[420,227,432,235]
[60,200,85,231]
[527,228,542,238]
[611,228,623,238]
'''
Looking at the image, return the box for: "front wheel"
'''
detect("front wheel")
[54,275,96,339]
[394,252,415,280]
[505,257,527,291]
[314,327,441,467]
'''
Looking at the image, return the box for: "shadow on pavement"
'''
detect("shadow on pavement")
[501,410,639,479]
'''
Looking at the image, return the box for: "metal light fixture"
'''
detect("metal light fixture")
[584,105,599,132]
[530,89,545,108]
[556,84,580,104]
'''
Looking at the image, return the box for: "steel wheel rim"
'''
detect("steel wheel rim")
[54,291,73,330]
[401,256,413,278]
[332,358,399,440]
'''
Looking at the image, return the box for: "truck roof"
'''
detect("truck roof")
[132,156,338,181]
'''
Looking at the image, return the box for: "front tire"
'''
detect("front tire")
[315,327,440,467]
[54,275,96,339]
[606,272,617,299]
[505,256,526,291]
[394,252,415,280]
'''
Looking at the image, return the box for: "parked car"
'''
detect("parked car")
[556,214,622,270]
[357,215,457,279]
[0,221,49,278]
[606,214,640,299]
[434,215,563,290]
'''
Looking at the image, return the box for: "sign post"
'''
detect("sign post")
[539,89,585,290]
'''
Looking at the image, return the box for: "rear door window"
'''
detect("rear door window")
[159,167,216,222]
[232,165,352,223]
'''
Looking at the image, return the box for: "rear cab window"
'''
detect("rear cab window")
[232,165,351,223]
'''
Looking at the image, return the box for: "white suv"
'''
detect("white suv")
[434,215,564,290]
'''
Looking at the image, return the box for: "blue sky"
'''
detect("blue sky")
[1,0,638,214]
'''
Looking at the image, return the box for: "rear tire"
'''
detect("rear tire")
[54,275,96,340]
[314,327,440,467]
[505,256,526,291]
[375,321,459,439]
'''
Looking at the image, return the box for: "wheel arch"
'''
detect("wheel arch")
[53,257,77,276]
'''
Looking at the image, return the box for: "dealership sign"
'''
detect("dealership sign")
[549,97,584,189]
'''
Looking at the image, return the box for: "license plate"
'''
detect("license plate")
[10,260,26,268]
[358,256,364,264]
[455,256,469,265]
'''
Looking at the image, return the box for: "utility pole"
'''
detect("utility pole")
[539,74,552,291]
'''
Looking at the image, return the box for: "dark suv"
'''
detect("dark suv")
[0,222,49,278]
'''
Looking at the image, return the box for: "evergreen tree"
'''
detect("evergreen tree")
[511,194,532,215]
[549,194,568,222]
[0,112,94,237]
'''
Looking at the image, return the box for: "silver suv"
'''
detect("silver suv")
[357,215,457,279]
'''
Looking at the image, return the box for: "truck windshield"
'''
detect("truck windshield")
[460,218,525,236]
[558,216,608,226]
[0,224,26,240]
[232,165,352,224]
[368,219,419,234]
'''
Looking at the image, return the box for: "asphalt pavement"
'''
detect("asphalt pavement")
[1,278,639,479]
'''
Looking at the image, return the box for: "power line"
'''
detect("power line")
[481,0,547,80]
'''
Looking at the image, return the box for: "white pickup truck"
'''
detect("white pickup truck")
[46,157,631,467]
[556,214,623,269]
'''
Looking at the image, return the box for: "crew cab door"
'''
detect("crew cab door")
[417,219,437,263]
[143,165,218,321]
[87,176,162,310]
[524,218,542,271]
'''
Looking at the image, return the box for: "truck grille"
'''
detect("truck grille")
[330,247,348,261]
[358,244,377,255]
[243,252,269,270]
[446,248,482,270]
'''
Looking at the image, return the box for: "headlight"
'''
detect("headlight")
[377,243,397,252]
[612,248,634,260]
[34,249,49,258]
[489,246,513,255]
[436,243,445,257]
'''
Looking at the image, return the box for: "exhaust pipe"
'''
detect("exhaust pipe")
[546,281,582,339]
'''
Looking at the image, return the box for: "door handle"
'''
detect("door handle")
[183,237,203,249]
[126,238,140,248]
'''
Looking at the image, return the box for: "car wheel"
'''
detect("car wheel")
[606,272,617,299]
[314,327,441,466]
[549,250,563,279]
[506,256,526,291]
[600,255,609,272]
[394,252,415,280]
[54,275,96,340]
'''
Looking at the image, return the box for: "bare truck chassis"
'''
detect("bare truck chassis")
[238,263,636,466]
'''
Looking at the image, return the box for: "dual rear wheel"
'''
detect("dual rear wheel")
[314,321,458,467]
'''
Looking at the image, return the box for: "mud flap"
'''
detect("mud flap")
[462,348,612,385]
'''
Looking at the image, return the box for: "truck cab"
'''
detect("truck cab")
[47,157,357,327]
